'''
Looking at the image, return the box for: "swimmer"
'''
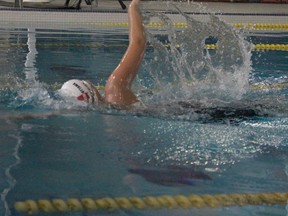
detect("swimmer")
[60,0,146,108]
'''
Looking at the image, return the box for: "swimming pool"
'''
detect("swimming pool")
[0,5,288,216]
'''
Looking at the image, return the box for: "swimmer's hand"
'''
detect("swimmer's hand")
[131,0,140,6]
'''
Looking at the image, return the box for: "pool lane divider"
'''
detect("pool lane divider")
[58,22,288,30]
[0,82,287,91]
[0,42,288,51]
[17,21,286,30]
[14,191,288,214]
[7,21,284,30]
[251,83,288,90]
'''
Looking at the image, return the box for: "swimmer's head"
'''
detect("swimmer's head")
[59,79,100,104]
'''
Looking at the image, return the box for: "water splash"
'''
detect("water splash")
[142,3,252,106]
[15,28,52,108]
[14,28,87,110]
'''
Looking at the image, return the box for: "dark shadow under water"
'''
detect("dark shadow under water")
[130,94,288,124]
[128,165,211,187]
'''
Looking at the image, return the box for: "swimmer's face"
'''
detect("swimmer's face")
[80,80,99,104]
[90,87,103,103]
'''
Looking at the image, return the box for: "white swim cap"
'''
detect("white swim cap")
[59,79,98,103]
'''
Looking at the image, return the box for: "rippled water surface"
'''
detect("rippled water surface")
[0,7,287,216]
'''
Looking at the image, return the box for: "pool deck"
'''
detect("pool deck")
[0,0,287,29]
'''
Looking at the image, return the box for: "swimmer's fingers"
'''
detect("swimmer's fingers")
[131,0,140,6]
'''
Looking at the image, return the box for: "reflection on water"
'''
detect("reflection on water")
[0,29,26,94]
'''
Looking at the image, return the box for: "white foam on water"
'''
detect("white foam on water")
[142,3,252,106]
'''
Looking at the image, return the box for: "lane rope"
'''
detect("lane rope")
[0,82,287,91]
[0,42,288,51]
[14,191,288,215]
[42,22,288,30]
[250,83,288,90]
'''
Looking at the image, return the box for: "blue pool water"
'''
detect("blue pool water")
[0,10,288,216]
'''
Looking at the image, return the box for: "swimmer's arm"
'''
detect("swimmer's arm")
[105,0,146,105]
[108,0,146,87]
[127,0,146,59]
[120,0,146,84]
